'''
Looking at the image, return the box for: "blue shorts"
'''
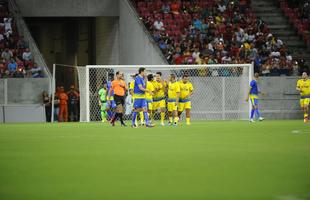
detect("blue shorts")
[134,98,147,109]
[107,100,116,109]
[250,97,258,106]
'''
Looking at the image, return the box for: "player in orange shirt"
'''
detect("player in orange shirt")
[58,86,68,122]
[109,71,128,126]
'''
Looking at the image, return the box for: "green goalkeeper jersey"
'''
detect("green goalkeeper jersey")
[98,88,107,102]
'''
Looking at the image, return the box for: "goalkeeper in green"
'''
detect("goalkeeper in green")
[98,82,108,122]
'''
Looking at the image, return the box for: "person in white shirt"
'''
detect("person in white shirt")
[218,3,226,13]
[22,48,33,61]
[153,18,165,31]
[192,48,200,60]
[4,18,12,33]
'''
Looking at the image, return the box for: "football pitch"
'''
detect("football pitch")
[0,120,309,200]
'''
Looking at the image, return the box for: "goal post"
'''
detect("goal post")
[79,64,253,122]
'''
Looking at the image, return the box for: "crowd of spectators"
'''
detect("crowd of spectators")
[133,0,306,76]
[279,0,310,47]
[0,1,43,78]
[285,0,310,21]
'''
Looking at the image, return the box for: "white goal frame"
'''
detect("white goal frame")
[80,64,253,122]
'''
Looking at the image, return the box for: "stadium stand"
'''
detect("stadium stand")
[0,0,42,78]
[278,0,310,48]
[131,0,307,76]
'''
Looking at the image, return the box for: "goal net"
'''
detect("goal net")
[78,64,253,122]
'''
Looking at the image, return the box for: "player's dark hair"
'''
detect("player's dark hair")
[147,74,154,81]
[139,67,145,74]
[156,72,162,76]
[170,74,176,79]
[182,73,189,78]
[116,71,120,75]
[108,73,114,81]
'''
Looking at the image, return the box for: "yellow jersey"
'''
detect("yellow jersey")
[153,80,167,100]
[129,81,135,91]
[297,79,310,97]
[146,81,154,101]
[168,81,180,100]
[179,81,193,100]
[129,80,135,98]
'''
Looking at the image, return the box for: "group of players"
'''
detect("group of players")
[98,67,310,125]
[98,67,194,127]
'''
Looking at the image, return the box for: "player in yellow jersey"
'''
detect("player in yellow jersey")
[178,73,194,125]
[152,72,167,126]
[167,74,180,126]
[296,72,310,123]
[129,74,144,126]
[146,74,155,124]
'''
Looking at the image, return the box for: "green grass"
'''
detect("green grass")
[0,120,310,200]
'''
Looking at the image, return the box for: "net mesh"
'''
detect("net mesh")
[79,64,252,122]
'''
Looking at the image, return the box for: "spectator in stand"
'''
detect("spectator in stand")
[58,86,68,122]
[159,39,167,50]
[171,0,180,15]
[8,58,17,77]
[193,18,202,30]
[0,60,6,78]
[1,48,13,62]
[17,36,28,49]
[292,60,299,76]
[153,18,165,31]
[67,85,80,122]
[7,37,15,49]
[192,47,200,60]
[134,0,295,76]
[161,3,170,14]
[15,64,25,78]
[22,48,33,61]
[30,62,43,78]
[254,54,263,73]
[218,1,227,13]
[261,58,272,76]
[0,33,4,42]
[144,16,153,30]
[3,17,12,38]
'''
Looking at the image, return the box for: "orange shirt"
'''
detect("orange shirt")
[171,2,180,13]
[59,92,68,105]
[111,79,127,96]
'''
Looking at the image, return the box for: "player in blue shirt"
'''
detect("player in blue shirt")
[246,73,265,122]
[132,67,154,128]
[106,73,116,119]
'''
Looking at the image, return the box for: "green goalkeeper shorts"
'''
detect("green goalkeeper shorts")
[100,102,107,111]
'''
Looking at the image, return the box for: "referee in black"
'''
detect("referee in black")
[109,71,128,126]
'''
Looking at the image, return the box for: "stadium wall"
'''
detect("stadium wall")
[119,0,168,65]
[0,78,49,123]
[96,17,119,65]
[259,77,301,119]
[15,0,119,17]
[1,105,45,123]
[0,78,50,105]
